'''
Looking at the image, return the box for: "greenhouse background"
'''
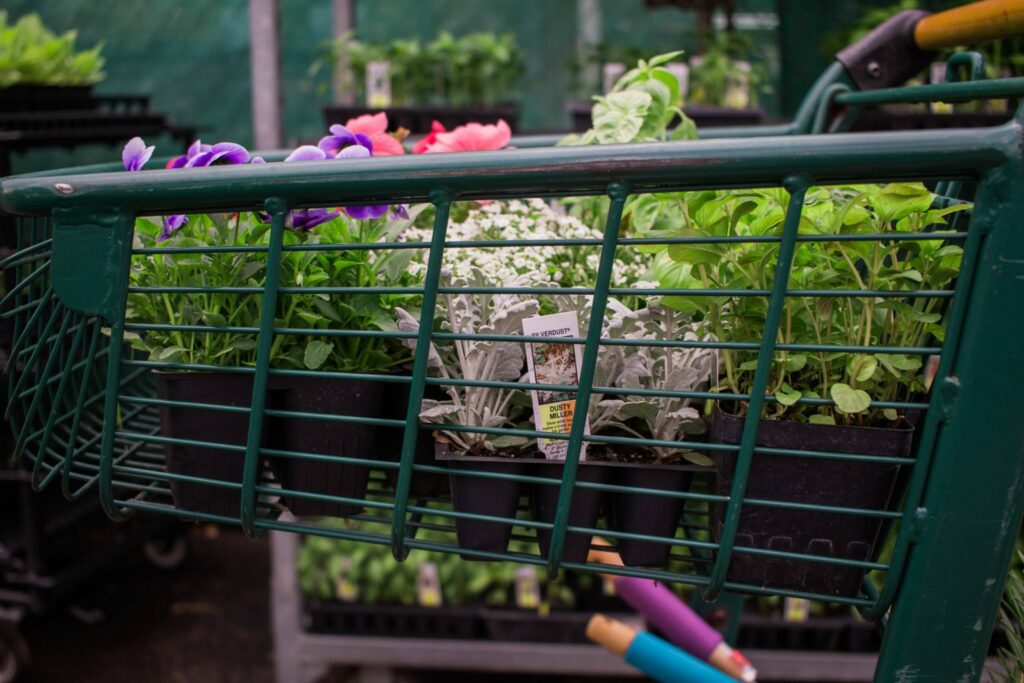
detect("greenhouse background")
[5,0,967,171]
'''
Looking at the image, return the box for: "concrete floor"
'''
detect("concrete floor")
[20,524,274,683]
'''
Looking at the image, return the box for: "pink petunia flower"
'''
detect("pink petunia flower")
[344,112,406,156]
[412,120,446,154]
[421,119,511,154]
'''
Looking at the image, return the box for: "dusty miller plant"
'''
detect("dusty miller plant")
[395,268,538,453]
[553,294,716,464]
[597,299,716,464]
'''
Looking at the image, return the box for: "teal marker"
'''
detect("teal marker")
[587,614,743,683]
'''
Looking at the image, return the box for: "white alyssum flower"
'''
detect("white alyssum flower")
[401,198,652,289]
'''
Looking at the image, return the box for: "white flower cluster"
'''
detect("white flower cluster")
[402,199,651,288]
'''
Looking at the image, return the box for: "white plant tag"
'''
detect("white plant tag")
[603,62,626,94]
[930,62,951,113]
[366,60,392,108]
[784,597,810,622]
[417,562,442,607]
[333,556,359,602]
[523,311,589,461]
[514,566,541,609]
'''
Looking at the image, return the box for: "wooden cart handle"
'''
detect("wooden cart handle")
[915,0,1024,50]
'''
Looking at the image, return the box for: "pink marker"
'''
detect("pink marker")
[590,543,757,682]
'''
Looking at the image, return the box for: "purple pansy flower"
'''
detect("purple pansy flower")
[389,205,410,220]
[286,208,340,232]
[318,124,373,158]
[159,214,188,243]
[285,145,327,162]
[344,204,389,220]
[122,136,154,172]
[185,142,250,167]
[167,139,210,169]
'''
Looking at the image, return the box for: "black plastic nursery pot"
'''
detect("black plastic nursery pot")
[734,615,881,653]
[610,463,694,568]
[322,104,519,135]
[708,406,914,596]
[529,460,610,563]
[305,601,483,640]
[438,444,528,559]
[481,608,619,643]
[154,371,261,519]
[271,375,388,517]
[0,84,94,112]
[380,382,450,499]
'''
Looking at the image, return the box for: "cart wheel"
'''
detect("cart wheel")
[143,535,189,570]
[0,627,28,683]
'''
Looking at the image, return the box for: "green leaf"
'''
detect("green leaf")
[784,354,807,372]
[591,90,651,144]
[646,50,686,67]
[240,260,265,281]
[666,229,724,265]
[877,353,923,372]
[830,383,871,415]
[853,355,878,383]
[774,383,802,406]
[203,312,228,328]
[157,345,187,360]
[883,408,899,421]
[809,414,836,425]
[303,340,334,370]
[683,451,713,467]
[491,435,530,449]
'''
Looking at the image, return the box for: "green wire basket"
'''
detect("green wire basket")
[2,57,1024,681]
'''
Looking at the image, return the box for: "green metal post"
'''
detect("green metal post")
[545,184,628,578]
[391,190,451,561]
[703,176,808,602]
[874,143,1024,682]
[240,197,288,539]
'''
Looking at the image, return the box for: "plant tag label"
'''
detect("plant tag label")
[603,62,626,94]
[514,566,541,609]
[784,597,810,622]
[523,311,589,461]
[333,557,359,602]
[417,562,442,607]
[366,60,392,108]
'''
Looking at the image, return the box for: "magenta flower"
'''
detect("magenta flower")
[122,137,154,171]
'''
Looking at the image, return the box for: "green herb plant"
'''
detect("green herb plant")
[637,182,968,425]
[688,30,767,109]
[314,31,522,107]
[298,520,581,608]
[127,211,417,374]
[994,548,1024,682]
[0,11,105,87]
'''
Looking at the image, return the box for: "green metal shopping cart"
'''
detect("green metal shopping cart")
[3,3,1024,680]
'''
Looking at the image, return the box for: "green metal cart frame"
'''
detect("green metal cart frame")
[3,6,1024,681]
